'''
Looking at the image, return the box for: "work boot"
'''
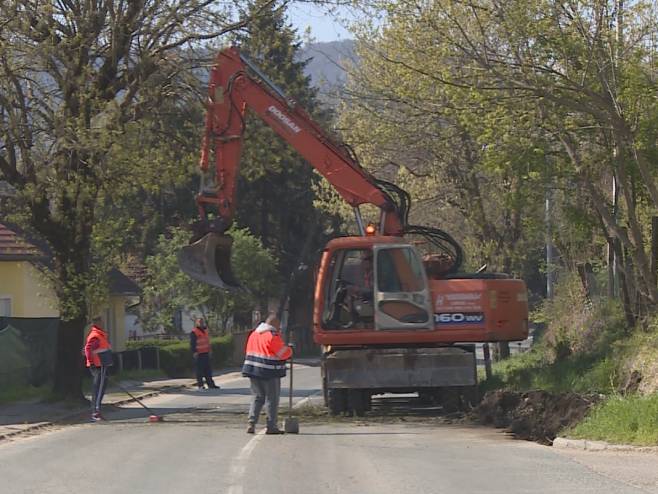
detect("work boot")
[265,427,284,435]
[246,423,255,434]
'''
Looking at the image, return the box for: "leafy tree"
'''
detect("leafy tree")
[0,0,278,399]
[346,0,658,323]
[231,1,337,320]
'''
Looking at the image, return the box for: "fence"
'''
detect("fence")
[110,347,161,373]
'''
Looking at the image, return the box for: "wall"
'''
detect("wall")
[91,296,128,352]
[109,295,128,352]
[0,261,59,317]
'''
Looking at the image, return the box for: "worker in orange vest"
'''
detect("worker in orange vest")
[190,318,219,391]
[242,314,292,434]
[84,316,113,422]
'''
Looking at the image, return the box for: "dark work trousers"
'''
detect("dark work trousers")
[89,366,109,413]
[195,353,215,388]
[248,377,281,430]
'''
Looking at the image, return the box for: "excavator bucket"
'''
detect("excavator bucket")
[177,233,241,290]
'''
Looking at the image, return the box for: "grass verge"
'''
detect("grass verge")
[479,345,619,396]
[0,384,51,405]
[567,393,658,446]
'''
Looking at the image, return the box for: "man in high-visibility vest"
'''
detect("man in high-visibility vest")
[242,314,292,434]
[190,318,219,390]
[84,316,112,422]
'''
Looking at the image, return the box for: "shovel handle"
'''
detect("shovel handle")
[288,351,294,412]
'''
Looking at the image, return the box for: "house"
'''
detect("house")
[0,223,139,351]
[0,223,57,318]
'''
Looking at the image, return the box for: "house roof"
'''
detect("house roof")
[121,256,148,285]
[0,223,44,260]
[0,223,141,296]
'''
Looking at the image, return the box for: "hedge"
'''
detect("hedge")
[127,335,234,378]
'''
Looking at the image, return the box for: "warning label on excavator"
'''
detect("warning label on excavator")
[434,312,485,325]
[434,292,483,311]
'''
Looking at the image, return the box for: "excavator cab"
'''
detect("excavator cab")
[177,232,241,290]
[321,241,432,331]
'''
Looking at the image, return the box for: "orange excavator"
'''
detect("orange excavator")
[179,47,529,415]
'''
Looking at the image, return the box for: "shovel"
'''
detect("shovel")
[283,348,299,434]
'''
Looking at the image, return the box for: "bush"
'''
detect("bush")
[534,275,627,362]
[126,335,233,378]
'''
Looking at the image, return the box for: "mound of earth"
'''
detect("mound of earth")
[476,390,602,445]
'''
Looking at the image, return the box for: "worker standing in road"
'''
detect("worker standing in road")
[84,316,113,422]
[242,314,292,434]
[191,317,220,391]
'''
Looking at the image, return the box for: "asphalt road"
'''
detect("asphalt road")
[0,364,656,494]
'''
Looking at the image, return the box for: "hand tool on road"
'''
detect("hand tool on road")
[110,378,164,423]
[283,346,299,434]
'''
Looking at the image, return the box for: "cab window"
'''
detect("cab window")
[376,247,425,293]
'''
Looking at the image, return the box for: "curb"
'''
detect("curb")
[553,437,658,453]
[0,385,185,443]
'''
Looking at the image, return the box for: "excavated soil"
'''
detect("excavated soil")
[475,390,602,445]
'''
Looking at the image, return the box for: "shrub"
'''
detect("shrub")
[126,335,233,378]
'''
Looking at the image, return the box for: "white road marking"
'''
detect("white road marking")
[226,430,265,494]
[292,391,322,409]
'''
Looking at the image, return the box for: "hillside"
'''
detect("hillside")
[300,40,355,103]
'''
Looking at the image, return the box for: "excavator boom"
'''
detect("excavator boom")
[179,47,407,289]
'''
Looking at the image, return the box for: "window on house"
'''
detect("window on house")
[0,298,11,317]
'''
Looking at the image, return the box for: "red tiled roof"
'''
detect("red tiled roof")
[121,256,148,285]
[0,223,42,259]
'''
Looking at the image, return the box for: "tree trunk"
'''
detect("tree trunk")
[53,315,86,402]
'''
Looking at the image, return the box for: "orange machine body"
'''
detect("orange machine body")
[313,237,528,346]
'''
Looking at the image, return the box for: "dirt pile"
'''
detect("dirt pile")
[476,390,602,444]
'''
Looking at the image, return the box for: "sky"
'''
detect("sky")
[287,3,355,42]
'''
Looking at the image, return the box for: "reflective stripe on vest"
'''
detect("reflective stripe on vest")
[192,327,210,354]
[85,326,111,367]
[241,329,290,379]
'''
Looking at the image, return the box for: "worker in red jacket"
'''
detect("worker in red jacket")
[84,316,112,422]
[190,318,219,390]
[242,314,292,434]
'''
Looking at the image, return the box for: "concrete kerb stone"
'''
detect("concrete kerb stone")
[553,437,658,453]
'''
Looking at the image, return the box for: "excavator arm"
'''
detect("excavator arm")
[179,47,463,289]
[196,47,404,235]
[179,47,406,289]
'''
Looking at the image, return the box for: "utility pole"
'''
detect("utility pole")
[545,187,554,299]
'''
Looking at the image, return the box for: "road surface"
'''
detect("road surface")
[0,363,656,494]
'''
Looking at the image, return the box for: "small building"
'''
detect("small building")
[0,223,58,318]
[0,223,139,351]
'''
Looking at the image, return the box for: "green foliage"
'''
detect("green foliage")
[343,0,658,312]
[482,286,658,400]
[482,283,631,394]
[482,344,622,395]
[140,226,278,333]
[536,275,628,359]
[0,1,256,397]
[230,1,338,316]
[568,394,658,446]
[129,336,233,378]
[0,385,51,406]
[339,3,548,282]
